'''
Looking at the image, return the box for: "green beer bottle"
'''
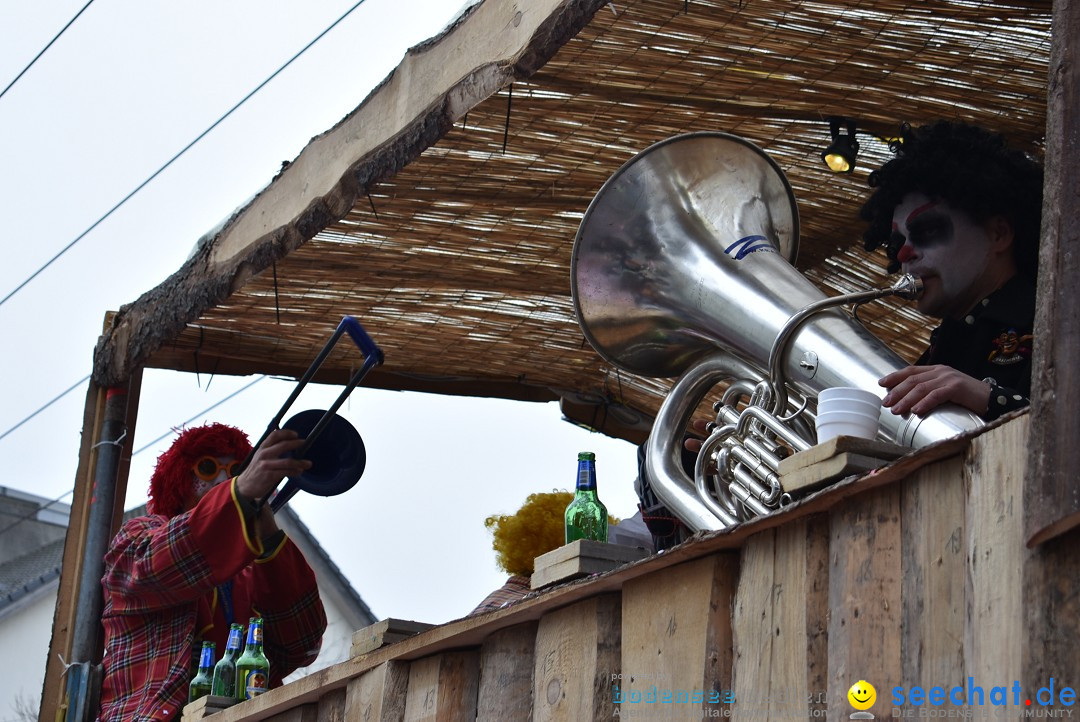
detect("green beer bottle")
[211,622,244,700]
[564,451,608,543]
[188,640,215,703]
[235,617,271,700]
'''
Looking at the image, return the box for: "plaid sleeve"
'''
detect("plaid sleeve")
[102,481,258,614]
[245,538,327,683]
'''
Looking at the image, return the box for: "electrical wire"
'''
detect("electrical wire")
[0,374,267,540]
[0,0,372,310]
[0,374,90,443]
[0,0,96,102]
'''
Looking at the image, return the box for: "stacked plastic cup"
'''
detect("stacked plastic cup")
[816,387,882,443]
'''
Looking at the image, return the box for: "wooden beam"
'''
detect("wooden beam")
[1026,0,1080,546]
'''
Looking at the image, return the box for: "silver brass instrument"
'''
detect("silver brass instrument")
[571,132,983,532]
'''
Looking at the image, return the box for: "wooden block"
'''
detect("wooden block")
[402,650,480,722]
[344,661,410,722]
[621,553,737,719]
[780,452,891,494]
[351,618,435,657]
[180,695,235,721]
[533,593,621,722]
[778,435,908,474]
[476,622,537,720]
[531,539,650,590]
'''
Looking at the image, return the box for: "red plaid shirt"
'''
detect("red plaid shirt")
[98,480,326,721]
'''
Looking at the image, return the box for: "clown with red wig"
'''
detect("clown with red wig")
[98,423,327,720]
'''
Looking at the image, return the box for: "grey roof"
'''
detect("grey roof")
[0,536,64,610]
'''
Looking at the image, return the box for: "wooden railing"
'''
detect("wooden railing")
[182,413,1080,721]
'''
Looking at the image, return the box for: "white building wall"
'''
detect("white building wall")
[0,583,57,722]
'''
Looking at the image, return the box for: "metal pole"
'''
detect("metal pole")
[69,386,128,663]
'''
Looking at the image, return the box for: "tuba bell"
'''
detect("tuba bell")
[571,132,982,532]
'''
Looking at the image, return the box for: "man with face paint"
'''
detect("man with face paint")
[860,121,1042,421]
[97,423,328,720]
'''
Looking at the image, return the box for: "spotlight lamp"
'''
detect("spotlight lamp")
[822,116,860,173]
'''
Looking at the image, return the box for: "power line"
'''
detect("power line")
[133,375,266,454]
[0,374,90,443]
[0,374,267,540]
[0,0,373,310]
[0,0,96,103]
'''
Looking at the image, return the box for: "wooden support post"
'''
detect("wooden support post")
[533,593,621,722]
[402,651,480,722]
[621,553,737,720]
[344,661,410,721]
[827,486,902,719]
[1027,0,1080,547]
[476,622,537,719]
[41,348,143,722]
[732,518,828,721]
[900,455,966,689]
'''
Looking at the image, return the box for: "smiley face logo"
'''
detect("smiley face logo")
[848,680,876,710]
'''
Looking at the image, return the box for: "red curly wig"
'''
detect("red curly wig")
[148,423,252,517]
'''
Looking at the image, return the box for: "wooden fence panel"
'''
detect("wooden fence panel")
[532,593,620,722]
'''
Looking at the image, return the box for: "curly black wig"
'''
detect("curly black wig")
[860,121,1043,279]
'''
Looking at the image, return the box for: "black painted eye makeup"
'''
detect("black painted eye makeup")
[906,213,954,248]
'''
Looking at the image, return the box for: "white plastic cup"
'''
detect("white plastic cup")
[816,387,882,443]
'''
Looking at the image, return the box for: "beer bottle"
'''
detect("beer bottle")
[564,451,608,543]
[211,622,244,700]
[235,617,271,700]
[188,640,215,703]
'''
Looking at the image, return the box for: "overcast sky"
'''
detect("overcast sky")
[0,0,642,632]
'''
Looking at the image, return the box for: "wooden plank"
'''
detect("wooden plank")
[532,593,620,722]
[351,619,436,657]
[402,651,480,722]
[264,703,318,722]
[827,486,902,719]
[316,688,347,722]
[731,530,775,721]
[900,455,966,693]
[476,622,538,720]
[531,540,650,589]
[779,436,908,474]
[780,452,892,494]
[620,553,737,720]
[1022,526,1080,707]
[40,379,104,722]
[181,695,238,721]
[344,661,410,722]
[966,417,1028,711]
[1026,0,1080,547]
[732,518,829,721]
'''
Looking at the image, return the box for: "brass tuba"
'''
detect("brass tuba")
[571,132,982,531]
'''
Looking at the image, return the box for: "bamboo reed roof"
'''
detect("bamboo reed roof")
[94,0,1052,442]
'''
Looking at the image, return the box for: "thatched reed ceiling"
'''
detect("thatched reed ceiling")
[94,0,1052,442]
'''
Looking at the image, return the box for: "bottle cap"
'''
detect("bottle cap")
[578,451,595,461]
